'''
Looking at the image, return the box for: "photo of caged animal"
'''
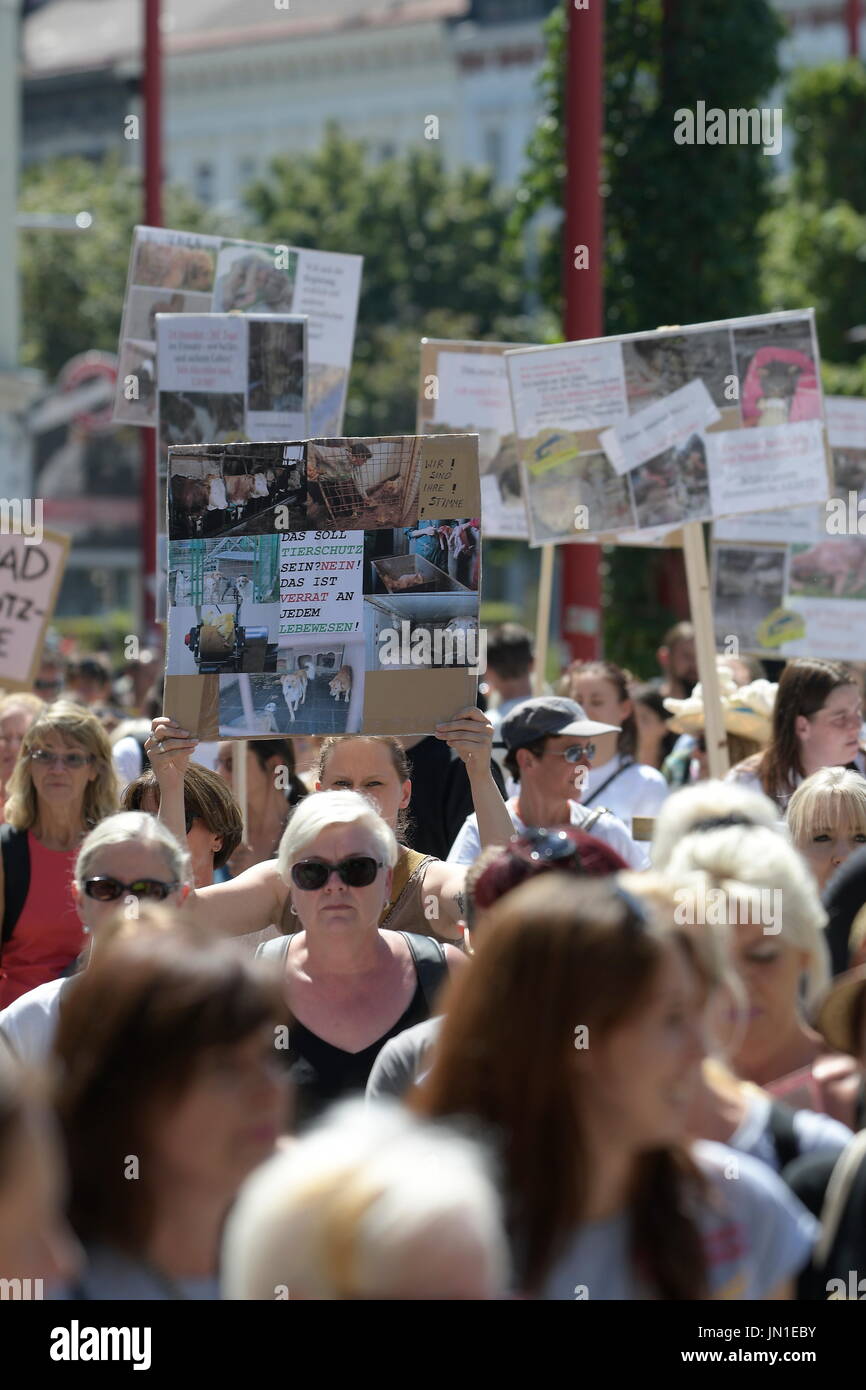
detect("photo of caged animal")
[328,666,352,702]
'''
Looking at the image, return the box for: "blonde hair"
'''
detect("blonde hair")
[0,692,45,723]
[786,767,866,850]
[4,700,119,832]
[221,1100,509,1300]
[651,779,784,871]
[665,824,830,1011]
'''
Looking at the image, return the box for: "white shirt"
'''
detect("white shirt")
[731,1089,851,1172]
[0,977,67,1064]
[445,796,649,869]
[582,754,668,832]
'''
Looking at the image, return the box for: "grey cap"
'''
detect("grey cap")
[500,696,620,751]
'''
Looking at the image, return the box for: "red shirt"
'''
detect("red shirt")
[0,833,84,1009]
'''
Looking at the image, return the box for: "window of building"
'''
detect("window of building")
[195,162,214,205]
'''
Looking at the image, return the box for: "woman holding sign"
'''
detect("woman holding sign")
[147,708,515,946]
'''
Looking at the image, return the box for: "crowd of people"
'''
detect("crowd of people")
[4,624,866,1300]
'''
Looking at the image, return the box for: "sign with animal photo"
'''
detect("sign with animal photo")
[163,434,482,740]
[113,225,362,437]
[711,396,866,661]
[505,310,831,547]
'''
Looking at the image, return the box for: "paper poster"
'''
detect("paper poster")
[417,339,528,540]
[113,225,362,436]
[710,396,866,661]
[600,379,721,476]
[506,310,829,547]
[164,435,482,739]
[0,529,69,690]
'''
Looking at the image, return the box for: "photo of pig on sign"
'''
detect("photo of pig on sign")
[163,434,483,741]
[711,396,866,662]
[505,309,830,547]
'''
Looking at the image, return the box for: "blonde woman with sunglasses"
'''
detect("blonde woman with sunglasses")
[0,702,118,1008]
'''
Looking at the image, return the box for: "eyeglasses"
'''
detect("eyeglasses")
[510,827,584,867]
[545,743,595,763]
[83,876,181,902]
[0,733,24,746]
[29,749,93,769]
[290,856,383,891]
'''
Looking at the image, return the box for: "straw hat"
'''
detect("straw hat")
[816,966,866,1057]
[664,666,777,744]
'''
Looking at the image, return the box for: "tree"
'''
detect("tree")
[761,61,866,375]
[245,125,548,435]
[513,0,786,673]
[18,155,236,378]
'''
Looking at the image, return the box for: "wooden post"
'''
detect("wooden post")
[233,738,248,840]
[681,521,728,779]
[533,544,555,694]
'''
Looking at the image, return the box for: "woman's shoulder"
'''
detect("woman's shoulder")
[724,752,764,784]
[690,1140,818,1297]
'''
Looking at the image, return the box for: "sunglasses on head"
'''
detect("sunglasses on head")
[290,856,383,891]
[510,827,584,867]
[83,876,181,902]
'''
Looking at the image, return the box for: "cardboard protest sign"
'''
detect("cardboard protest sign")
[164,435,482,739]
[0,529,69,691]
[417,339,528,540]
[113,226,361,437]
[711,396,866,662]
[505,310,830,547]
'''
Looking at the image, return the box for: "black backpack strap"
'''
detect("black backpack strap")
[401,931,449,1013]
[767,1098,801,1171]
[0,824,31,946]
[582,758,635,808]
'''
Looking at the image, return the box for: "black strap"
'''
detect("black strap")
[400,931,449,1013]
[582,757,634,808]
[767,1098,801,1171]
[0,824,31,946]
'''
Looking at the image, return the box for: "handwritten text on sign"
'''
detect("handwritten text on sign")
[0,534,67,684]
[279,531,364,635]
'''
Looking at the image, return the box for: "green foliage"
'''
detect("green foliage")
[785,61,866,213]
[245,126,549,435]
[19,156,236,378]
[516,0,784,332]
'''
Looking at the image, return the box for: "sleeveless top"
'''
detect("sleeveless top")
[257,930,448,1128]
[0,834,83,1010]
[278,845,445,940]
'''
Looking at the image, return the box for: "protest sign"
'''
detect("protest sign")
[506,309,830,547]
[113,226,361,436]
[0,529,69,691]
[417,339,527,540]
[711,396,866,662]
[164,435,482,739]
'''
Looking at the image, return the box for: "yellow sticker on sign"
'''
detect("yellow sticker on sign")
[756,607,806,649]
[528,429,580,478]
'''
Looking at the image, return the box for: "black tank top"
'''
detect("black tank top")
[259,931,448,1129]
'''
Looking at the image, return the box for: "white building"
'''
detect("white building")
[23,0,556,206]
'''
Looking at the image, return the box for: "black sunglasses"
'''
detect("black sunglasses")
[290,856,383,891]
[83,876,181,902]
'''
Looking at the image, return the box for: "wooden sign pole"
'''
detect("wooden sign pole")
[682,521,729,779]
[533,543,555,695]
